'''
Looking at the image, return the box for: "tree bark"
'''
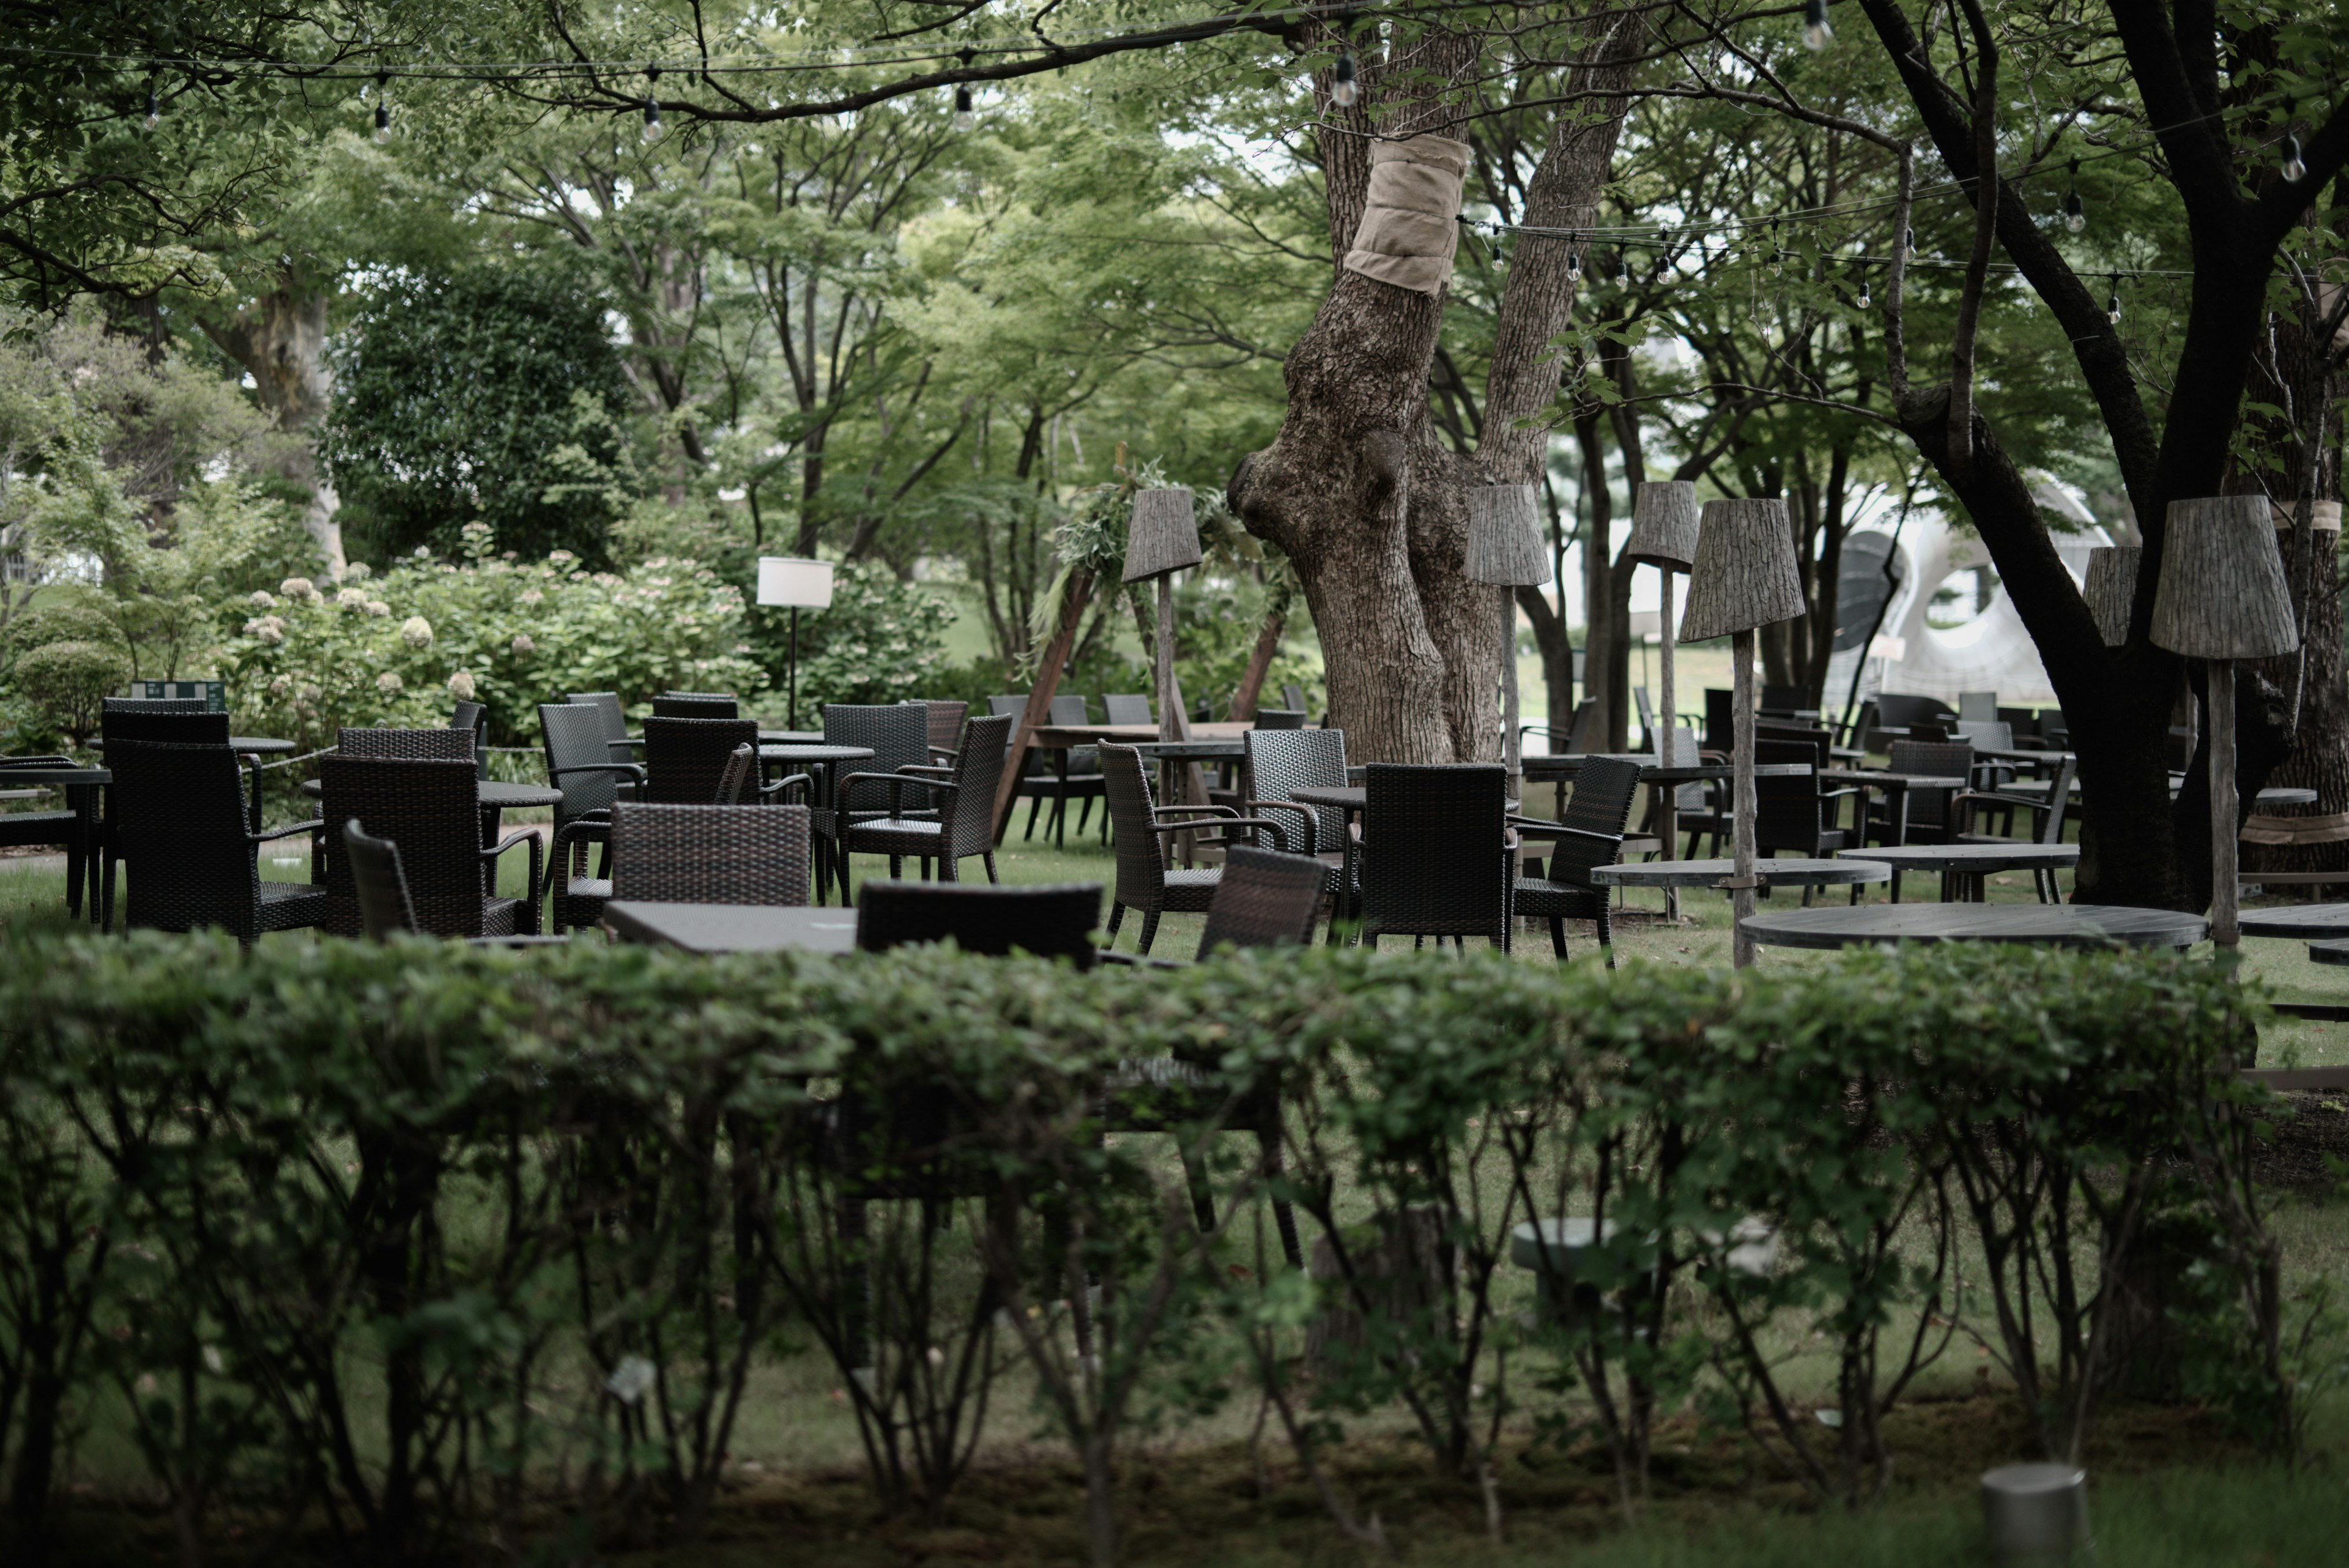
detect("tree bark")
[198,278,343,570]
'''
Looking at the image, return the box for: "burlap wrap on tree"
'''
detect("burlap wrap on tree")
[2269,500,2343,533]
[1340,135,1471,296]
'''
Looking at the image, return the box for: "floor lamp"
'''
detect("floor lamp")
[2149,497,2298,949]
[1465,483,1552,797]
[757,556,835,730]
[1679,497,1807,968]
[1624,482,1701,767]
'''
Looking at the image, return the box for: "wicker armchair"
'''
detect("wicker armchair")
[102,696,206,715]
[1864,740,1976,852]
[1754,739,1860,874]
[833,712,1014,897]
[1511,755,1641,963]
[1017,693,1107,847]
[540,702,647,934]
[320,754,540,937]
[1103,693,1154,726]
[715,742,814,807]
[608,801,813,907]
[855,879,1101,963]
[818,704,937,892]
[1955,754,2077,903]
[566,690,637,763]
[1098,743,1291,956]
[915,699,969,762]
[338,724,475,761]
[651,693,739,719]
[1240,727,1351,858]
[643,716,759,804]
[102,738,326,944]
[1356,763,1513,951]
[450,700,489,778]
[1197,844,1326,953]
[100,708,246,897]
[344,819,571,945]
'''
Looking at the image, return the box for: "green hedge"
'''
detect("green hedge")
[0,935,2284,1564]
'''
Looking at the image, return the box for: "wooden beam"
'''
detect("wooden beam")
[993,568,1093,844]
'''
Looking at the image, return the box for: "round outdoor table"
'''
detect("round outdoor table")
[1840,842,2080,902]
[2308,940,2349,967]
[0,764,110,921]
[1592,856,1888,904]
[759,730,824,745]
[302,778,561,809]
[2238,904,2349,940]
[1740,902,2207,951]
[2256,787,2320,808]
[91,735,295,753]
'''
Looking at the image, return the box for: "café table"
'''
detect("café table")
[1030,721,1253,809]
[601,899,860,954]
[1819,770,1969,847]
[2238,904,2349,940]
[0,763,110,920]
[1740,902,2207,951]
[1518,754,1811,918]
[1839,842,2080,902]
[757,743,877,902]
[1592,855,1888,907]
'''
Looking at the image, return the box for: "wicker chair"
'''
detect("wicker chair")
[319,754,540,937]
[821,704,938,891]
[1098,743,1291,956]
[1864,740,1977,857]
[540,702,648,934]
[339,725,476,761]
[607,801,813,907]
[102,738,326,944]
[1240,728,1351,858]
[1282,682,1308,716]
[1754,739,1860,886]
[0,754,91,916]
[915,699,970,762]
[100,708,245,899]
[643,716,759,804]
[1356,763,1514,951]
[567,690,637,763]
[652,692,740,719]
[1019,693,1107,847]
[1511,756,1641,963]
[715,742,814,807]
[1955,754,2077,903]
[855,879,1101,963]
[450,700,489,778]
[1197,844,1326,953]
[102,696,207,715]
[1103,693,1154,726]
[833,712,1015,897]
[1250,708,1307,731]
[344,819,572,945]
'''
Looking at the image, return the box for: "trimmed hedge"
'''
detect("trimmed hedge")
[0,934,2282,1564]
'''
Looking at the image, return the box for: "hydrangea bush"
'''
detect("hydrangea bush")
[221,524,765,748]
[790,560,956,712]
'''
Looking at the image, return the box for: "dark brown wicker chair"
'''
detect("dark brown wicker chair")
[715,742,814,807]
[1020,693,1107,847]
[1954,754,2077,903]
[915,699,969,762]
[1356,763,1513,951]
[651,693,739,719]
[834,711,1015,897]
[103,738,326,944]
[1098,743,1291,955]
[1249,708,1307,730]
[102,696,206,715]
[338,725,475,761]
[1197,844,1326,953]
[855,879,1100,963]
[1103,693,1154,726]
[344,819,573,946]
[1511,755,1641,963]
[819,704,937,893]
[99,707,247,897]
[608,801,812,906]
[540,702,647,934]
[320,754,540,937]
[1864,740,1976,861]
[1754,739,1860,885]
[643,716,759,804]
[450,700,489,778]
[567,690,637,763]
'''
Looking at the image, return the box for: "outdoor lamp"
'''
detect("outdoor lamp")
[2149,496,2298,948]
[1624,481,1702,765]
[755,556,835,730]
[1464,483,1552,792]
[1122,489,1203,743]
[1680,497,1808,968]
[2082,545,2140,648]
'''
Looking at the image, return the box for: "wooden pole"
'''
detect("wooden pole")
[992,569,1093,844]
[1731,628,1758,968]
[1656,569,1680,919]
[1230,606,1286,721]
[1501,590,1521,797]
[1156,576,1178,744]
[2209,660,2238,948]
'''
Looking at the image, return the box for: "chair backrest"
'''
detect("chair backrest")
[652,693,738,720]
[343,819,420,938]
[2036,756,2079,844]
[1197,845,1325,955]
[103,738,258,935]
[104,696,207,715]
[856,879,1100,965]
[1950,720,2013,751]
[1282,683,1308,715]
[1559,697,1601,754]
[916,699,969,757]
[1549,755,1642,884]
[716,742,758,804]
[1047,693,1091,726]
[609,801,812,906]
[1760,683,1810,715]
[1252,708,1307,731]
[987,694,1027,719]
[825,703,932,810]
[340,726,475,761]
[1103,693,1154,726]
[320,754,486,936]
[1874,693,1958,729]
[1997,706,2039,739]
[103,708,231,746]
[643,716,760,805]
[568,691,632,748]
[1100,743,1170,901]
[1654,727,1710,808]
[1844,699,1880,748]
[1703,688,1734,751]
[1633,686,1657,747]
[541,702,628,820]
[1753,720,1833,768]
[1359,763,1509,937]
[1886,740,1975,830]
[450,700,489,778]
[938,712,1015,857]
[1242,727,1350,855]
[1958,691,1998,723]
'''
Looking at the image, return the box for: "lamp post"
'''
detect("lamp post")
[1624,481,1702,766]
[1123,489,1206,830]
[1464,484,1553,798]
[2148,497,2299,948]
[1679,497,1808,968]
[756,556,836,730]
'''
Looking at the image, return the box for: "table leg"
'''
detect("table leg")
[1655,780,1680,922]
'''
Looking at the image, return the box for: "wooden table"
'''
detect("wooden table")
[1592,855,1888,906]
[1740,902,2208,951]
[1840,842,2080,902]
[602,900,860,954]
[0,764,110,920]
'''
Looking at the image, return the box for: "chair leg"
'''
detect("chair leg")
[1598,905,1616,970]
[1137,910,1160,955]
[1255,1124,1304,1269]
[984,853,1000,884]
[1890,871,1902,904]
[1052,795,1068,849]
[940,850,959,884]
[1549,916,1567,960]
[1106,900,1126,945]
[1024,793,1043,840]
[1180,1145,1218,1236]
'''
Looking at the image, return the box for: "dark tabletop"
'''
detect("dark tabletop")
[91,735,295,754]
[602,900,860,954]
[1742,902,2207,951]
[1842,843,2080,870]
[1130,738,1247,759]
[0,765,111,786]
[1524,754,1808,783]
[757,743,875,764]
[760,730,825,745]
[2308,939,2349,968]
[2239,903,2349,939]
[301,778,563,808]
[1593,856,1890,889]
[1820,769,1969,790]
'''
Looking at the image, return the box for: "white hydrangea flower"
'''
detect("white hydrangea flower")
[337,587,368,608]
[279,576,316,600]
[377,672,404,693]
[446,670,477,700]
[547,549,576,565]
[511,634,535,655]
[343,561,372,581]
[298,682,323,703]
[267,674,292,696]
[249,589,278,609]
[400,615,434,648]
[366,600,390,617]
[518,589,543,605]
[245,615,286,644]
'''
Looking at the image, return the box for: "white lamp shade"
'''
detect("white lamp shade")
[756,557,834,609]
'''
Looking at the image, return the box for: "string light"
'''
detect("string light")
[1567,248,1583,281]
[373,73,390,142]
[2281,133,2307,184]
[1330,47,1359,108]
[2106,274,2121,325]
[2062,157,2084,232]
[642,65,662,141]
[1616,250,1631,284]
[952,83,974,130]
[1803,0,1834,51]
[1856,273,1871,310]
[143,88,159,130]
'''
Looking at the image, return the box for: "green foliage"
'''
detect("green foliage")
[8,639,131,742]
[218,526,763,748]
[0,598,128,666]
[786,561,956,712]
[322,266,640,565]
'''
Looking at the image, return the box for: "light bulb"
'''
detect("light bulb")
[953,85,974,132]
[1803,0,1833,50]
[1616,253,1631,284]
[1568,252,1583,281]
[642,99,662,141]
[2106,278,2121,324]
[2282,133,2307,184]
[143,90,158,130]
[1330,50,1359,108]
[2063,191,2084,233]
[1857,282,1871,309]
[374,102,390,143]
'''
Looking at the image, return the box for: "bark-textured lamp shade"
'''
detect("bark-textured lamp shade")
[1680,498,1806,642]
[2149,496,2299,660]
[1464,484,1552,586]
[1625,481,1701,569]
[1122,488,1203,583]
[2081,546,2140,647]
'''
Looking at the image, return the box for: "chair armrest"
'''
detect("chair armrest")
[1154,804,1238,820]
[1509,819,1624,847]
[250,820,318,845]
[483,828,545,932]
[1170,815,1288,854]
[837,771,961,816]
[1098,951,1193,970]
[551,761,648,786]
[899,764,955,779]
[465,934,573,948]
[760,771,815,804]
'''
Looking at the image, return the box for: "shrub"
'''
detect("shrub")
[9,637,132,742]
[787,560,956,712]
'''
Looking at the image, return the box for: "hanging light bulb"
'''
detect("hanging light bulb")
[1616,251,1631,284]
[1567,248,1583,282]
[373,75,390,143]
[2106,275,2121,325]
[1768,221,1783,275]
[1803,0,1834,50]
[953,84,974,132]
[2063,157,2084,232]
[1330,48,1359,108]
[143,89,159,130]
[642,65,662,142]
[1857,275,1872,310]
[2282,133,2307,184]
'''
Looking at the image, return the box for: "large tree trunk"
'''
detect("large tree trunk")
[199,278,343,570]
